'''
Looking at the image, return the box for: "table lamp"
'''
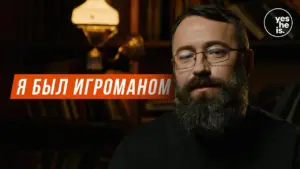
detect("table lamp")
[71,0,120,71]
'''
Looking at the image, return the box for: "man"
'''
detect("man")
[109,5,300,169]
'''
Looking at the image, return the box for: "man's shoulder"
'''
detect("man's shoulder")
[249,105,299,135]
[242,106,300,169]
[248,106,300,154]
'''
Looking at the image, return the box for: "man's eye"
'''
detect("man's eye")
[177,52,194,60]
[207,49,228,57]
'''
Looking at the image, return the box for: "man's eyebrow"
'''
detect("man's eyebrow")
[202,41,231,49]
[175,45,196,54]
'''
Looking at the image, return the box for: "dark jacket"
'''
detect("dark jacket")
[109,106,300,169]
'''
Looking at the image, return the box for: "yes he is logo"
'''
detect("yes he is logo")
[264,8,293,38]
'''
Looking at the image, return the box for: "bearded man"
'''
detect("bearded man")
[109,4,300,169]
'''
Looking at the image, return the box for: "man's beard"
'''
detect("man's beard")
[174,70,248,136]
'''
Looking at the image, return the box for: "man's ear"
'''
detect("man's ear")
[244,49,254,77]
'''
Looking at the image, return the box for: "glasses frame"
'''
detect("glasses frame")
[171,47,246,70]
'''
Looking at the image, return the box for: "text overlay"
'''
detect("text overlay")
[10,74,174,100]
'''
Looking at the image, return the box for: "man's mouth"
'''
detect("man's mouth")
[191,84,220,91]
[193,86,219,92]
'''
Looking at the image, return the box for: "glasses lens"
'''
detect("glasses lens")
[175,51,195,69]
[205,48,229,64]
[173,48,232,69]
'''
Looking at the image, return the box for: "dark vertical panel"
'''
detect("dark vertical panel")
[0,0,18,41]
[138,0,147,39]
[110,0,131,41]
[0,0,26,118]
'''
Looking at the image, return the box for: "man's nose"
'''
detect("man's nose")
[193,54,211,75]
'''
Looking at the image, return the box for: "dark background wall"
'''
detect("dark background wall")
[0,0,299,116]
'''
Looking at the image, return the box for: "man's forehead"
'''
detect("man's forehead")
[172,16,237,51]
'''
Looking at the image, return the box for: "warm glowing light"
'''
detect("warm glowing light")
[71,0,119,25]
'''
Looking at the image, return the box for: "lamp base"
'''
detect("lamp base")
[78,25,118,72]
[80,25,118,48]
[87,48,103,71]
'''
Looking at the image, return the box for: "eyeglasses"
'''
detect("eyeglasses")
[172,46,245,70]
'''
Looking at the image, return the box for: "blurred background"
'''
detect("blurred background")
[0,0,300,168]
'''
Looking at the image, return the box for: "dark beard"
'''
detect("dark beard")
[174,71,248,136]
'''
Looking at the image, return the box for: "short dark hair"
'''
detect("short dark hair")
[172,4,249,49]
